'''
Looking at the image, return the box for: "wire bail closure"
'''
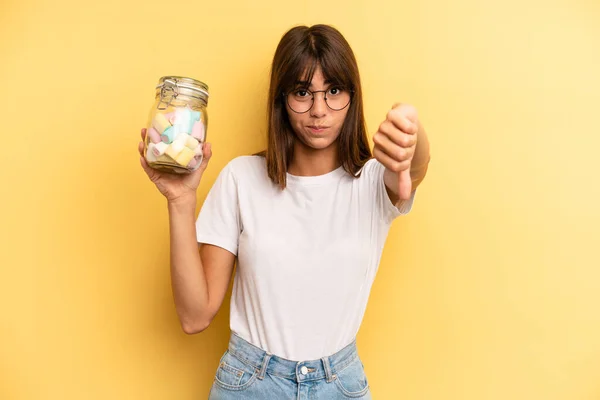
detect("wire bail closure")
[157,78,179,110]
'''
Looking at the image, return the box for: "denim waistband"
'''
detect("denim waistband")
[226,331,360,383]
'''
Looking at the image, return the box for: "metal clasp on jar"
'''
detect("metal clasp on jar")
[156,78,179,110]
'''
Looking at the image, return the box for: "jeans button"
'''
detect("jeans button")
[300,366,308,375]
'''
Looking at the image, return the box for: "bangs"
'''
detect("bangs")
[280,47,354,93]
[319,49,353,88]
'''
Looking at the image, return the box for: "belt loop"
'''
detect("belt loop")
[321,356,334,383]
[257,353,272,380]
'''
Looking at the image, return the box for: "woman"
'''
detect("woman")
[138,24,430,399]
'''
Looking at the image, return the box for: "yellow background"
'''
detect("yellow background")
[1,0,599,399]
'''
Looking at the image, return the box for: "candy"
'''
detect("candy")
[172,125,183,140]
[174,125,195,142]
[146,143,171,163]
[191,121,205,141]
[173,108,193,134]
[147,127,161,143]
[164,145,180,160]
[148,107,206,172]
[174,108,191,122]
[161,126,175,144]
[152,142,168,156]
[185,135,199,150]
[152,113,171,134]
[187,157,198,169]
[171,136,186,153]
[145,143,158,162]
[175,147,195,166]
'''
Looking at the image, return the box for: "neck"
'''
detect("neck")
[288,140,340,177]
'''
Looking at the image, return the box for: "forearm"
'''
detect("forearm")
[167,197,210,331]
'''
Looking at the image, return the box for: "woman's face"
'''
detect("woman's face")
[285,64,350,151]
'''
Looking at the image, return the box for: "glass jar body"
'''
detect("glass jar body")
[144,76,209,174]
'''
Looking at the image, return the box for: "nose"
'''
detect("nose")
[310,92,327,117]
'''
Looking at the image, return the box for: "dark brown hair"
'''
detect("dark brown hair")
[255,24,372,189]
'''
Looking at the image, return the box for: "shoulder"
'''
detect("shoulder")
[222,155,267,182]
[355,157,384,179]
[226,155,266,172]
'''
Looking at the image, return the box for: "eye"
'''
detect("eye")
[328,87,343,96]
[294,89,310,97]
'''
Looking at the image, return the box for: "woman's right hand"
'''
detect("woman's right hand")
[138,128,213,203]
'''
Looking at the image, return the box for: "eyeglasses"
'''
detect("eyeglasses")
[285,87,353,114]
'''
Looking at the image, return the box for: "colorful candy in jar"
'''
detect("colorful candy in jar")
[146,107,205,169]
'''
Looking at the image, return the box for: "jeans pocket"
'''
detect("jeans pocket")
[213,350,260,391]
[333,357,370,398]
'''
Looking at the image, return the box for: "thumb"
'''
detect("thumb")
[398,169,412,201]
[197,142,213,174]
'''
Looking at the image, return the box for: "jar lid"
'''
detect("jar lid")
[155,76,209,107]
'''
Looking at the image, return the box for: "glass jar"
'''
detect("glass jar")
[144,76,209,174]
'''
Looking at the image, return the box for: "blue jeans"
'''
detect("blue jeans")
[208,332,372,399]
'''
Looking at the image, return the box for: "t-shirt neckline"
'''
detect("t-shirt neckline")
[286,165,346,185]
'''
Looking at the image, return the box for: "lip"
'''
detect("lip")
[307,125,329,133]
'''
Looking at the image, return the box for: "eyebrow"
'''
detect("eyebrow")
[294,79,334,88]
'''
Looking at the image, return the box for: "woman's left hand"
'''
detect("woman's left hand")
[372,103,419,200]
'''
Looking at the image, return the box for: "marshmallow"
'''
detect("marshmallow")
[187,156,198,169]
[175,108,190,119]
[172,125,182,140]
[147,127,161,144]
[152,113,171,134]
[146,143,171,163]
[173,108,193,134]
[193,142,203,156]
[152,142,168,156]
[161,126,175,144]
[145,143,158,162]
[172,135,187,153]
[175,147,195,166]
[164,135,187,159]
[164,145,180,160]
[174,126,193,142]
[191,121,205,141]
[185,135,199,150]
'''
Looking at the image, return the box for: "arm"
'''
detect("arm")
[168,196,236,334]
[138,131,234,334]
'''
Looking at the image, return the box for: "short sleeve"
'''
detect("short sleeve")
[195,162,241,256]
[363,158,417,224]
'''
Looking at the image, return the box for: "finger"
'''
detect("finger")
[374,132,414,163]
[373,147,411,173]
[138,141,145,157]
[141,128,147,141]
[377,121,417,148]
[387,108,418,134]
[391,103,418,123]
[139,156,155,180]
[198,142,212,172]
[398,169,412,200]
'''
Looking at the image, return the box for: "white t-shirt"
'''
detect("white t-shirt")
[195,155,416,361]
